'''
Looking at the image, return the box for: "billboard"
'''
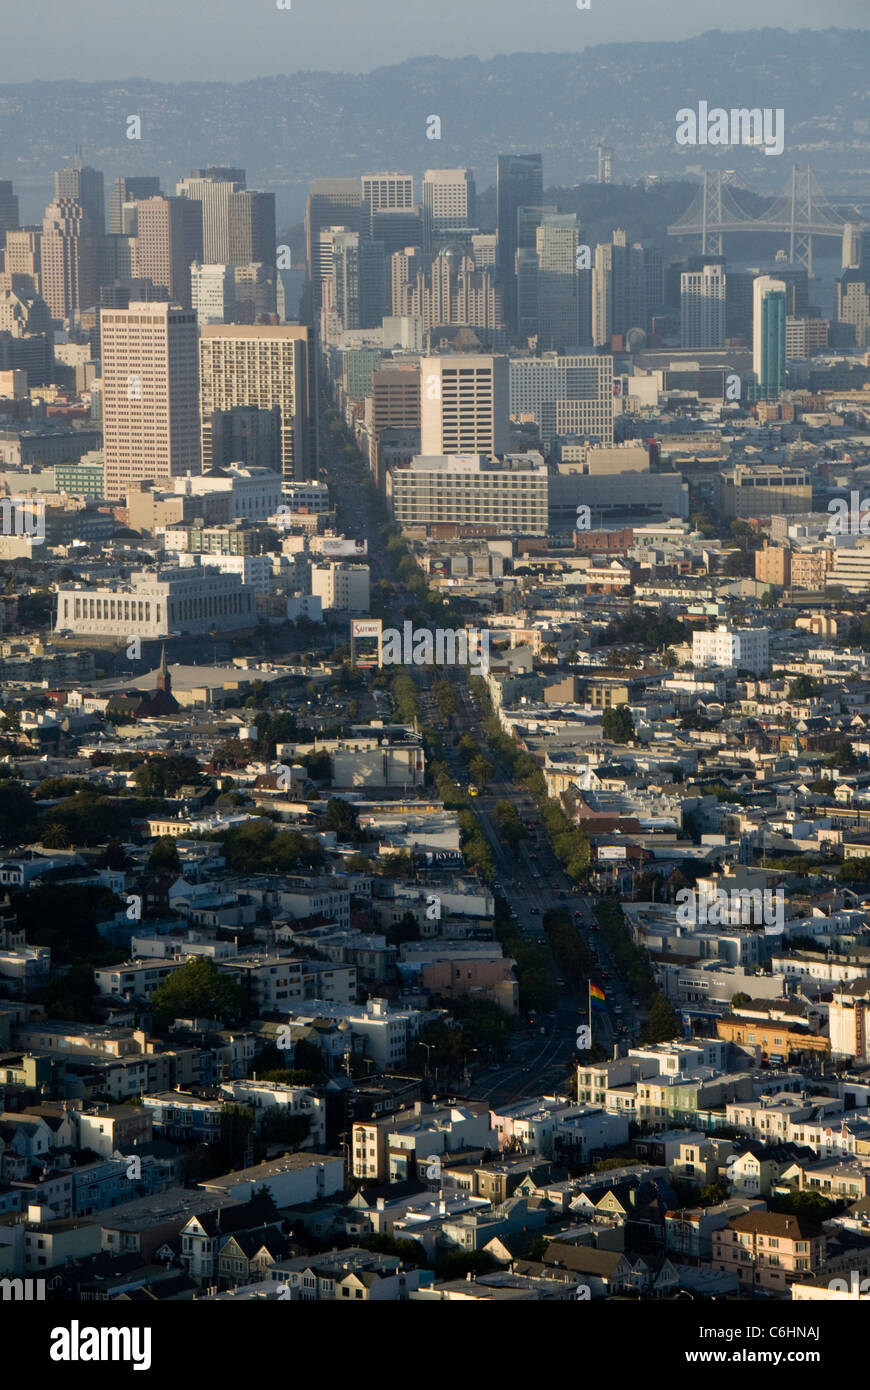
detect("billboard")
[598,845,627,861]
[351,618,382,668]
[319,537,368,557]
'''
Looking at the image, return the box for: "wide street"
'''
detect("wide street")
[322,407,641,1107]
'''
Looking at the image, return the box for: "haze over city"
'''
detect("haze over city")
[0,0,868,1355]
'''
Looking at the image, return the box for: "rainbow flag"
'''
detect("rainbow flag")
[589,982,607,1010]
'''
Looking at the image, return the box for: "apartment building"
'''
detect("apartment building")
[712,1211,826,1294]
[388,453,548,535]
[310,561,370,613]
[199,324,313,482]
[510,353,614,448]
[692,625,770,675]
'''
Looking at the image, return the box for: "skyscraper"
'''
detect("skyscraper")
[422,169,476,251]
[199,324,313,481]
[753,276,787,400]
[516,214,583,350]
[361,173,414,237]
[135,195,203,307]
[681,263,726,349]
[496,155,543,332]
[191,263,235,326]
[591,231,647,348]
[228,190,277,268]
[109,177,161,234]
[0,182,20,244]
[101,301,200,500]
[391,247,425,316]
[305,180,363,309]
[370,208,423,261]
[5,229,40,288]
[324,230,385,329]
[420,354,509,456]
[836,269,870,349]
[41,198,99,319]
[509,354,614,450]
[176,168,246,264]
[55,164,105,233]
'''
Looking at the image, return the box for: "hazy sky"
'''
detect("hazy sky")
[1,0,867,84]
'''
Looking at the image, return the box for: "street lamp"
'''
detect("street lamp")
[419,1041,434,1080]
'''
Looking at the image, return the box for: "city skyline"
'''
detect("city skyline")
[1,1,870,1330]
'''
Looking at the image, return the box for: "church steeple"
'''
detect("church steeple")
[156,644,171,694]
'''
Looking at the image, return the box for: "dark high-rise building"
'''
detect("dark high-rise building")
[326,231,385,329]
[370,208,423,261]
[228,190,277,268]
[109,177,161,234]
[0,181,20,244]
[305,179,363,310]
[209,404,283,471]
[496,154,543,332]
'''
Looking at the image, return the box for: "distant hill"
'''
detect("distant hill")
[3,28,869,224]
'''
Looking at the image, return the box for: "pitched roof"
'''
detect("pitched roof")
[726,1211,825,1240]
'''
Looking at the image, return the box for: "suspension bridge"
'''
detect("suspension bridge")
[667,164,865,272]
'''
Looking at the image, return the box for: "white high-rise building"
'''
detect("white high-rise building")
[680,265,726,349]
[420,354,508,457]
[753,275,788,399]
[191,263,235,326]
[388,453,548,536]
[310,561,370,613]
[422,169,475,249]
[591,242,614,348]
[692,625,770,675]
[509,353,614,449]
[361,173,414,221]
[176,168,245,264]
